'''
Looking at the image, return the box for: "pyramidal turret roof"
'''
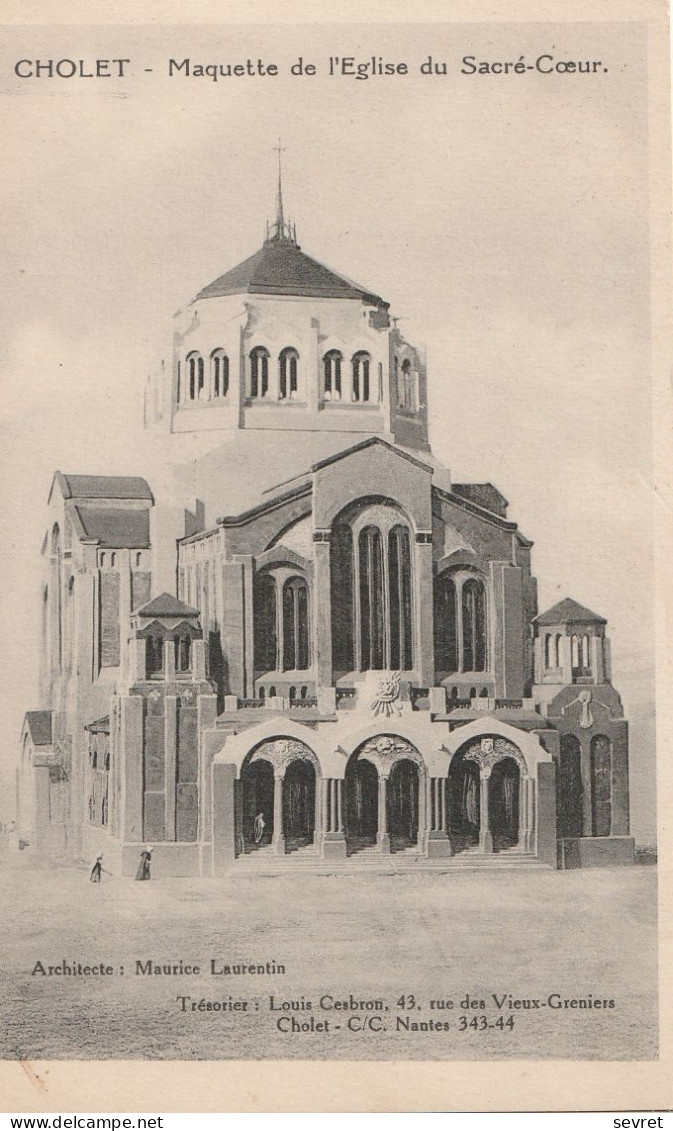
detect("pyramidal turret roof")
[195,147,388,308]
[534,597,607,626]
[195,237,389,307]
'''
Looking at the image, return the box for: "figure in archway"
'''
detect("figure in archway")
[241,759,274,852]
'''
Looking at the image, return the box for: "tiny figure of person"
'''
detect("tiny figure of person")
[254,812,265,844]
[135,845,153,881]
[89,854,110,882]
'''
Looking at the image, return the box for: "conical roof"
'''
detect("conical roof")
[195,236,388,307]
[534,597,606,626]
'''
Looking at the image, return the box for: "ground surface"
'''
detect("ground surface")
[0,856,658,1061]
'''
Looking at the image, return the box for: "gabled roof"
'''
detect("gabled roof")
[73,506,150,549]
[23,711,52,747]
[135,593,199,618]
[195,238,388,307]
[534,598,607,626]
[53,472,153,501]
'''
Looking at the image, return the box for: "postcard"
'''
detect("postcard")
[0,1,670,1114]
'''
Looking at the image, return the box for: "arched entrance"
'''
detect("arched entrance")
[283,759,316,851]
[488,757,520,851]
[240,758,274,851]
[448,752,480,853]
[345,757,378,854]
[387,758,419,850]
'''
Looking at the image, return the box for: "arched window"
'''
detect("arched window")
[351,351,371,402]
[581,634,591,669]
[211,349,229,398]
[146,634,164,675]
[282,577,310,671]
[186,352,204,401]
[279,348,299,400]
[250,347,269,399]
[175,634,191,672]
[571,634,580,669]
[434,574,458,674]
[253,573,277,672]
[332,508,415,674]
[359,526,385,669]
[388,525,412,670]
[400,359,415,412]
[591,735,612,837]
[331,524,355,672]
[462,578,487,672]
[289,685,296,701]
[544,633,553,668]
[323,350,343,401]
[555,633,562,667]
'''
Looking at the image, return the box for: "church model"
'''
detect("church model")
[18,166,635,875]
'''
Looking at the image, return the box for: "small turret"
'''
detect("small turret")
[532,597,610,686]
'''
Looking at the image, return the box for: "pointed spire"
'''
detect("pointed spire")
[267,139,297,246]
[275,137,285,231]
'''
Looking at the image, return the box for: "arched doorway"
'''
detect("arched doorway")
[283,759,316,851]
[387,759,419,851]
[448,753,480,853]
[345,757,378,854]
[488,757,520,851]
[240,758,274,852]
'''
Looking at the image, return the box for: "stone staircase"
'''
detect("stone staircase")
[233,841,551,875]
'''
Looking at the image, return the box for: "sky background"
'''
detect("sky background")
[0,21,656,839]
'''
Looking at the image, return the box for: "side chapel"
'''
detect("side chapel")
[18,167,634,874]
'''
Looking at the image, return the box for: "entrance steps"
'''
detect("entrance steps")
[233,845,551,875]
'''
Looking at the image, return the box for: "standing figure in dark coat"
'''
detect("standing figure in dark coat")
[135,846,153,881]
[90,854,104,882]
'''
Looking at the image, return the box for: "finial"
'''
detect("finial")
[274,137,286,232]
[267,139,297,246]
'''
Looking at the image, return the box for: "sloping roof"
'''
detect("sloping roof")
[24,711,52,746]
[73,507,150,549]
[452,483,508,519]
[195,237,388,307]
[534,598,607,626]
[85,716,110,734]
[56,472,153,501]
[135,593,199,618]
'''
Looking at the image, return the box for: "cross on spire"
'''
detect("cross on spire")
[274,138,286,231]
[266,139,297,246]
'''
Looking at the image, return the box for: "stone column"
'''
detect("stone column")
[272,773,285,855]
[417,771,427,851]
[322,778,347,859]
[479,769,493,853]
[313,776,323,849]
[313,538,332,690]
[377,775,390,853]
[427,775,452,856]
[414,538,435,687]
[515,774,527,852]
